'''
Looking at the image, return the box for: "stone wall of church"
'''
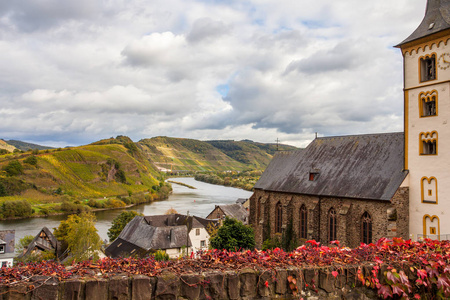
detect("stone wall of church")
[250,187,410,249]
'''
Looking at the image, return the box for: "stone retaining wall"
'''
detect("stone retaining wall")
[0,266,382,299]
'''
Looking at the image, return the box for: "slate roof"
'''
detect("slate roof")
[207,204,249,223]
[106,214,217,258]
[396,0,450,46]
[254,132,407,201]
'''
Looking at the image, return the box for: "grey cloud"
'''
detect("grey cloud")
[285,41,361,74]
[0,0,104,32]
[186,18,230,43]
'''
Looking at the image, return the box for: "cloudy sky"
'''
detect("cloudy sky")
[0,0,425,147]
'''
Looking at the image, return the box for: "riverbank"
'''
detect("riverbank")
[166,180,196,189]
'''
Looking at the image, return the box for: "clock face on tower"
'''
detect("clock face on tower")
[438,53,450,70]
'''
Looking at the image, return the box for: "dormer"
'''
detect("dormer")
[0,239,6,254]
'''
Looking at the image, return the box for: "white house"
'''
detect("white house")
[0,230,15,267]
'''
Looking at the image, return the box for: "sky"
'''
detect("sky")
[0,0,426,148]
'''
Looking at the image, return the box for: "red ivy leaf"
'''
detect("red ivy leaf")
[377,284,393,299]
[331,271,338,278]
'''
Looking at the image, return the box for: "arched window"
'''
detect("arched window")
[328,208,337,242]
[275,202,282,233]
[361,212,372,244]
[299,205,307,239]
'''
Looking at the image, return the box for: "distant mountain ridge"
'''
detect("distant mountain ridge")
[2,139,53,151]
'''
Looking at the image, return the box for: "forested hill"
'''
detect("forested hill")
[137,136,299,172]
[205,140,298,170]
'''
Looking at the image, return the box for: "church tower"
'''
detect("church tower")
[396,0,450,240]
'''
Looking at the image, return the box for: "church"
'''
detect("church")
[249,0,450,248]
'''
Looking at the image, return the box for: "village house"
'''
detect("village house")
[18,227,63,261]
[0,230,14,267]
[105,214,217,258]
[206,203,249,224]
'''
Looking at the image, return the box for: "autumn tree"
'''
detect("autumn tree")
[107,210,142,242]
[209,217,255,251]
[54,212,102,263]
[165,207,178,215]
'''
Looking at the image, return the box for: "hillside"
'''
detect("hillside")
[0,140,16,153]
[137,136,248,172]
[205,140,298,170]
[0,136,167,218]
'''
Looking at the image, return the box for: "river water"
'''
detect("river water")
[0,177,253,244]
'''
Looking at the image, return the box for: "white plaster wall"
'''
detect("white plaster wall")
[189,228,210,253]
[404,41,450,240]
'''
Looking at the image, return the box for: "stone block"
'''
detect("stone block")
[109,275,130,300]
[180,274,202,300]
[61,279,84,300]
[226,271,240,300]
[239,268,257,299]
[303,267,319,291]
[155,272,180,300]
[319,268,336,293]
[131,275,153,300]
[202,271,227,300]
[85,278,108,300]
[275,268,287,295]
[30,276,58,300]
[286,267,303,296]
[7,283,31,300]
[345,266,360,288]
[257,269,274,298]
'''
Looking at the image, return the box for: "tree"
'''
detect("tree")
[54,212,102,263]
[15,235,34,254]
[107,211,142,242]
[165,207,178,215]
[24,156,38,166]
[209,217,255,251]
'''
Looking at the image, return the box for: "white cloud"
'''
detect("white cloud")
[0,0,426,147]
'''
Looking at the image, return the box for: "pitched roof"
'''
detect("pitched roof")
[396,0,450,47]
[207,204,249,223]
[19,227,60,259]
[105,215,200,258]
[254,132,407,201]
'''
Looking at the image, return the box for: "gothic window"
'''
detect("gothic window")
[328,208,337,242]
[420,131,438,155]
[421,176,438,204]
[299,205,307,239]
[275,202,283,233]
[420,54,436,82]
[419,91,437,117]
[257,197,261,223]
[361,212,372,245]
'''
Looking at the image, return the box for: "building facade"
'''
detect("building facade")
[249,133,409,249]
[396,0,450,240]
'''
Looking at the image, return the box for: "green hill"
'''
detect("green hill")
[0,137,167,218]
[205,140,298,169]
[138,136,247,172]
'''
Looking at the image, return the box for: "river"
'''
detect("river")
[0,177,253,244]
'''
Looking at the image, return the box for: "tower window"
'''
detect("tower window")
[419,91,438,117]
[421,176,438,204]
[420,54,436,82]
[420,131,438,155]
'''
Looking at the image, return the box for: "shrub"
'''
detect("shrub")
[1,199,33,218]
[105,199,126,208]
[60,199,87,213]
[3,160,24,176]
[24,156,38,166]
[115,170,127,183]
[154,250,170,261]
[0,149,9,155]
